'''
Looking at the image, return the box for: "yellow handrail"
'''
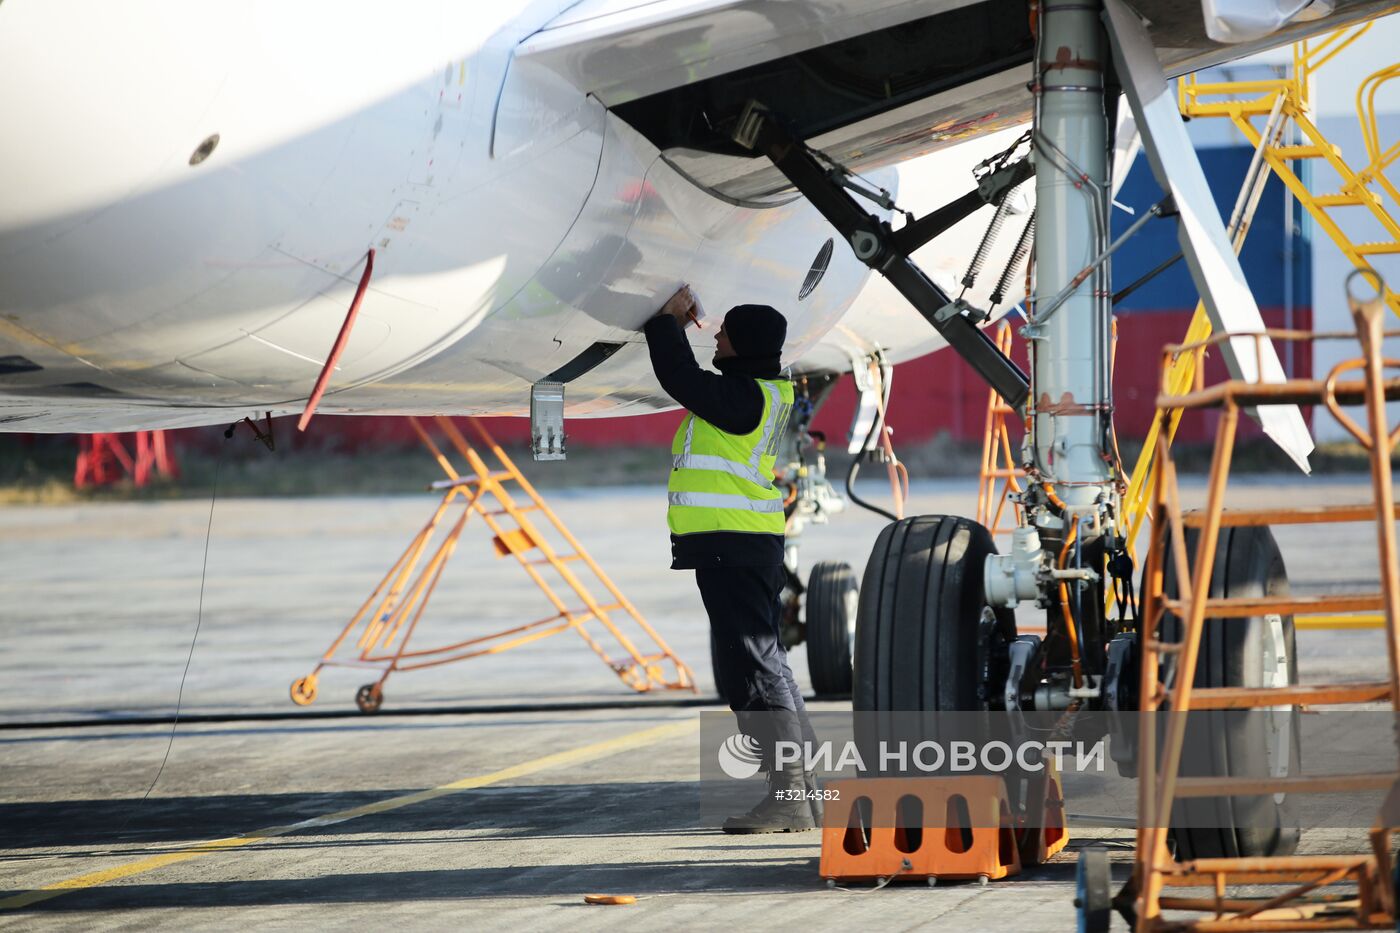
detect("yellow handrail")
[1358,61,1400,209]
[1119,22,1398,615]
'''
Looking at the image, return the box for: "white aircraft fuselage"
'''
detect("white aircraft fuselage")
[0,0,924,432]
[0,0,1383,433]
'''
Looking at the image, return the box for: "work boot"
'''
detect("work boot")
[805,771,824,827]
[722,768,817,834]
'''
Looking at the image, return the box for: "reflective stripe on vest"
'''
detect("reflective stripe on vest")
[667,377,793,536]
[667,491,785,513]
[670,452,771,487]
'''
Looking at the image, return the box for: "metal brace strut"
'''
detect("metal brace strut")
[734,103,1031,411]
[229,410,276,451]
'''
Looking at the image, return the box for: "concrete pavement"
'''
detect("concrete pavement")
[1,477,1393,928]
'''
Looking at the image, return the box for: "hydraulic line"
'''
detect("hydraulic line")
[875,373,909,518]
[845,428,897,522]
[1056,520,1086,689]
[845,361,900,523]
[1033,196,1172,326]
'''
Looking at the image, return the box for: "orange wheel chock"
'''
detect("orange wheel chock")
[583,894,636,905]
[819,777,1030,884]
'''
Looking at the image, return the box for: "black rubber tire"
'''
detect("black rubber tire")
[806,561,857,698]
[1075,846,1113,933]
[854,515,1013,714]
[355,683,383,715]
[1162,524,1301,861]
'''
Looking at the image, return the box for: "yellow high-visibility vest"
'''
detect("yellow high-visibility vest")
[667,378,794,536]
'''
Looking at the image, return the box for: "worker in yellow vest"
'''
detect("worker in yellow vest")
[644,285,819,834]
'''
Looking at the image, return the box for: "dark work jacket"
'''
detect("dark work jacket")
[643,315,785,569]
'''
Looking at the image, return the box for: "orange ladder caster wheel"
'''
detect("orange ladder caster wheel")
[355,683,384,714]
[289,676,318,706]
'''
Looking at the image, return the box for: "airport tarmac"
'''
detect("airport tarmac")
[1,475,1395,929]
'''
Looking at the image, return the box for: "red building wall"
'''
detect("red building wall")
[289,302,1310,455]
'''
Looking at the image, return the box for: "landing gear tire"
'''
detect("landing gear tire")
[1075,846,1113,933]
[289,676,318,706]
[806,561,857,698]
[355,682,384,714]
[853,516,1014,758]
[1163,524,1301,861]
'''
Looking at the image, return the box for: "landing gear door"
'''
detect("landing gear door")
[1104,0,1314,472]
[846,355,881,456]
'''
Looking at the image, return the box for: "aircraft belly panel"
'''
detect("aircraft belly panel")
[353,113,878,418]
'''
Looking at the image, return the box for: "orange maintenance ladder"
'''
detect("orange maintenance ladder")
[1123,274,1400,931]
[975,321,1026,538]
[290,416,695,712]
[74,431,179,489]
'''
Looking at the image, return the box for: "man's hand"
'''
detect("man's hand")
[658,285,703,329]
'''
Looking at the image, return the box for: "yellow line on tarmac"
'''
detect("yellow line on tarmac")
[0,718,697,911]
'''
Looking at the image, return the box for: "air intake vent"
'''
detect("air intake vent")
[798,238,834,301]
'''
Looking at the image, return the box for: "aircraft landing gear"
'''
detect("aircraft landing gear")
[707,557,857,704]
[742,0,1122,733]
[743,0,1325,922]
[854,515,1014,714]
[770,373,863,700]
[805,560,858,698]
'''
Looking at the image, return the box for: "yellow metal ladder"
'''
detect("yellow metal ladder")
[1114,24,1400,630]
[1179,22,1400,315]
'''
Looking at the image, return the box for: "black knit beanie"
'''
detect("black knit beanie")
[723,304,787,362]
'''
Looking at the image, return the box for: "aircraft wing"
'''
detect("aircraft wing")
[514,0,974,108]
[515,0,1394,202]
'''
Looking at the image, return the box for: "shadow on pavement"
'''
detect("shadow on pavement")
[0,782,704,851]
[4,858,829,912]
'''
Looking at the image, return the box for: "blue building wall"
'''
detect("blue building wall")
[1111,147,1311,314]
[1106,145,1313,439]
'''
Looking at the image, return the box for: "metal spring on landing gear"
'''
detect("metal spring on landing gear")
[960,195,1014,290]
[990,212,1036,308]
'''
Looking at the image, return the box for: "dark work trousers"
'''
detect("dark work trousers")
[696,564,817,773]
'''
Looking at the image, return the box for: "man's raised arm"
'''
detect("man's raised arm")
[642,286,761,435]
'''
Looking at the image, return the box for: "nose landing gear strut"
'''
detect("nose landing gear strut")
[741,0,1315,910]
